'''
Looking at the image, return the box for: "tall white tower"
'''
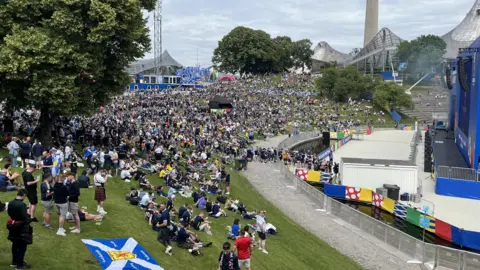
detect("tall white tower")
[364,0,379,46]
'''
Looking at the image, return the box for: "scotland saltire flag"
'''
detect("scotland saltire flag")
[82,238,163,270]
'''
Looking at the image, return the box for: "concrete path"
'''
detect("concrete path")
[243,136,421,270]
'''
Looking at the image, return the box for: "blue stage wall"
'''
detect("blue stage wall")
[436,177,480,200]
[454,44,480,170]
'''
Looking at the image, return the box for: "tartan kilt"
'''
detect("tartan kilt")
[94,187,106,201]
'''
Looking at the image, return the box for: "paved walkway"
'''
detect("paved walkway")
[242,136,421,270]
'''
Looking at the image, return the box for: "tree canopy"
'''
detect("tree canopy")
[0,0,154,147]
[395,35,446,78]
[212,26,313,74]
[374,81,413,110]
[314,67,377,102]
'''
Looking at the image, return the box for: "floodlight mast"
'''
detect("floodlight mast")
[154,0,162,75]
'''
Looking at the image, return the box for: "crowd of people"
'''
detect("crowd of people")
[1,74,389,270]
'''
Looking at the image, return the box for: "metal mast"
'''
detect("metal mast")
[154,0,162,75]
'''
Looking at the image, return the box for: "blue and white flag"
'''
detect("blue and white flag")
[82,238,163,270]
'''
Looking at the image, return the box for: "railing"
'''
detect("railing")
[276,133,480,270]
[437,165,480,181]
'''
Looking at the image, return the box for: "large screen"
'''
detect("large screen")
[458,61,473,136]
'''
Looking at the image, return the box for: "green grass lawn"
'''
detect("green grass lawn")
[0,151,363,270]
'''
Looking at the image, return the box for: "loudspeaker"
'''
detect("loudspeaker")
[322,132,330,146]
[3,120,13,132]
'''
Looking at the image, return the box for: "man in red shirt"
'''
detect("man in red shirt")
[233,230,252,270]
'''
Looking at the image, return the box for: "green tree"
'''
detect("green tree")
[0,0,153,147]
[272,36,294,72]
[374,81,413,110]
[212,26,278,75]
[315,67,376,101]
[396,35,446,77]
[292,39,314,71]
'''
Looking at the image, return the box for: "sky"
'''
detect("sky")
[141,0,476,67]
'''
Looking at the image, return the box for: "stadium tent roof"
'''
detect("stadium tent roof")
[442,0,480,59]
[349,27,403,65]
[126,50,183,74]
[312,41,350,64]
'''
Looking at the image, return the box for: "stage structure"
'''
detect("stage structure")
[449,38,480,170]
[126,50,182,75]
[433,37,480,201]
[348,28,404,76]
[442,0,480,59]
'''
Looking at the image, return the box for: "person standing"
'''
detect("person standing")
[256,211,268,254]
[218,242,239,270]
[94,170,109,215]
[22,166,39,222]
[19,137,32,168]
[7,190,33,269]
[40,176,54,229]
[54,177,69,236]
[234,230,253,270]
[67,174,81,233]
[69,152,78,179]
[32,140,43,170]
[156,203,173,256]
[225,172,231,195]
[7,137,20,167]
[41,151,53,182]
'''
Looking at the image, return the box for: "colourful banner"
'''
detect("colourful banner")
[82,238,163,270]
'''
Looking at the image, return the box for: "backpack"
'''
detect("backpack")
[129,197,139,205]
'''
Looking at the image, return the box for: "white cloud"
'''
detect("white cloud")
[139,0,476,67]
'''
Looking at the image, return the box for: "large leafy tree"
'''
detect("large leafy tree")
[396,35,446,77]
[272,36,294,73]
[212,26,313,74]
[315,67,376,102]
[0,0,154,147]
[292,39,314,71]
[212,26,278,75]
[374,81,413,110]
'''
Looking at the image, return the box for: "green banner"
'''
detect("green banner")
[406,207,421,226]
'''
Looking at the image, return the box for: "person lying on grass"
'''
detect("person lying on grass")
[66,209,103,222]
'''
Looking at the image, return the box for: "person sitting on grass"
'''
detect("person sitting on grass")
[0,169,18,192]
[210,201,227,218]
[192,212,212,235]
[139,192,154,209]
[195,194,207,210]
[155,186,168,197]
[139,174,155,190]
[5,164,20,186]
[227,218,241,239]
[120,167,132,182]
[78,171,91,188]
[176,223,212,252]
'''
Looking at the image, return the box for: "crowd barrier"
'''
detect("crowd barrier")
[276,133,480,270]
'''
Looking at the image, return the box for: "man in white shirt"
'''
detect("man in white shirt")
[120,168,132,182]
[200,152,207,161]
[94,171,109,215]
[140,192,153,208]
[256,211,268,254]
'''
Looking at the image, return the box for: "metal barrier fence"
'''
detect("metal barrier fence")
[277,134,480,270]
[437,165,480,181]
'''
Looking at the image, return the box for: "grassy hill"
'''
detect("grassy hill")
[0,150,362,270]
